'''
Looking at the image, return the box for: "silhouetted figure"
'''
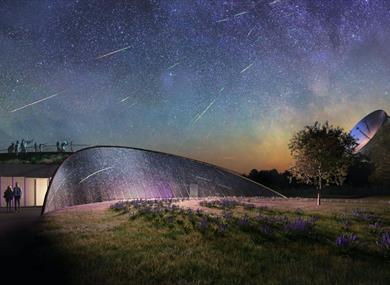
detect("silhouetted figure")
[3,186,13,213]
[34,142,38,152]
[8,143,15,153]
[70,141,73,152]
[56,141,61,152]
[13,183,22,212]
[61,141,68,152]
[15,141,20,156]
[21,139,26,153]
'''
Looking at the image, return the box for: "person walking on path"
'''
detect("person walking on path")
[13,183,22,212]
[3,186,13,213]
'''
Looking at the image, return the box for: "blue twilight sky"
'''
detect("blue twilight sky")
[0,0,389,172]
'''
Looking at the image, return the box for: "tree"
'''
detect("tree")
[288,121,357,205]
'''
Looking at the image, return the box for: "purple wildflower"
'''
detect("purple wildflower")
[255,214,267,223]
[377,232,390,253]
[285,217,316,234]
[340,217,351,230]
[237,214,250,228]
[196,208,203,216]
[198,217,209,232]
[217,222,228,235]
[352,209,377,222]
[260,224,273,236]
[336,233,358,249]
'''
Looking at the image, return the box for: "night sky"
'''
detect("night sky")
[0,0,389,173]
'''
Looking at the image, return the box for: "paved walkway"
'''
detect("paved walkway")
[0,207,42,255]
[0,207,67,284]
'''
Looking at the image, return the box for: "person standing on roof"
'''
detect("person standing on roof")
[13,182,22,212]
[8,143,15,153]
[15,140,19,156]
[20,139,26,153]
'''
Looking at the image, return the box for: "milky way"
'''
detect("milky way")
[0,0,389,172]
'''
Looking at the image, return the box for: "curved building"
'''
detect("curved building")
[42,146,284,213]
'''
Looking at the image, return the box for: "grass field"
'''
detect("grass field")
[36,197,390,285]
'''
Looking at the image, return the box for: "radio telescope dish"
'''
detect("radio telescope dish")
[350,110,389,153]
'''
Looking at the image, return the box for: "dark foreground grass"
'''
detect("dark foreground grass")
[36,199,390,285]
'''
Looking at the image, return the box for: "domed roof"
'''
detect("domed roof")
[43,146,284,213]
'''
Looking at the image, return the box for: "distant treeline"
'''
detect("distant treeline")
[245,158,389,197]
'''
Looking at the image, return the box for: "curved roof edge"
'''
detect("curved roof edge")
[350,109,389,153]
[42,145,286,214]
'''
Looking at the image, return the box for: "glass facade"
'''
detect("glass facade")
[43,146,284,213]
[0,177,50,207]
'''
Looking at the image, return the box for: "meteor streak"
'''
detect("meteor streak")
[216,18,229,23]
[234,11,248,17]
[240,62,255,73]
[192,98,216,125]
[96,46,131,59]
[167,62,180,70]
[247,25,256,37]
[10,91,63,113]
[120,96,130,102]
[269,0,281,5]
[79,166,113,184]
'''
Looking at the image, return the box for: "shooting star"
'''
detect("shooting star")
[219,87,225,93]
[234,11,248,17]
[269,0,281,5]
[240,62,255,74]
[167,62,180,70]
[10,91,63,113]
[216,18,229,23]
[253,37,262,44]
[120,96,130,102]
[96,46,131,59]
[128,102,137,108]
[79,166,113,184]
[247,25,256,37]
[192,98,216,125]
